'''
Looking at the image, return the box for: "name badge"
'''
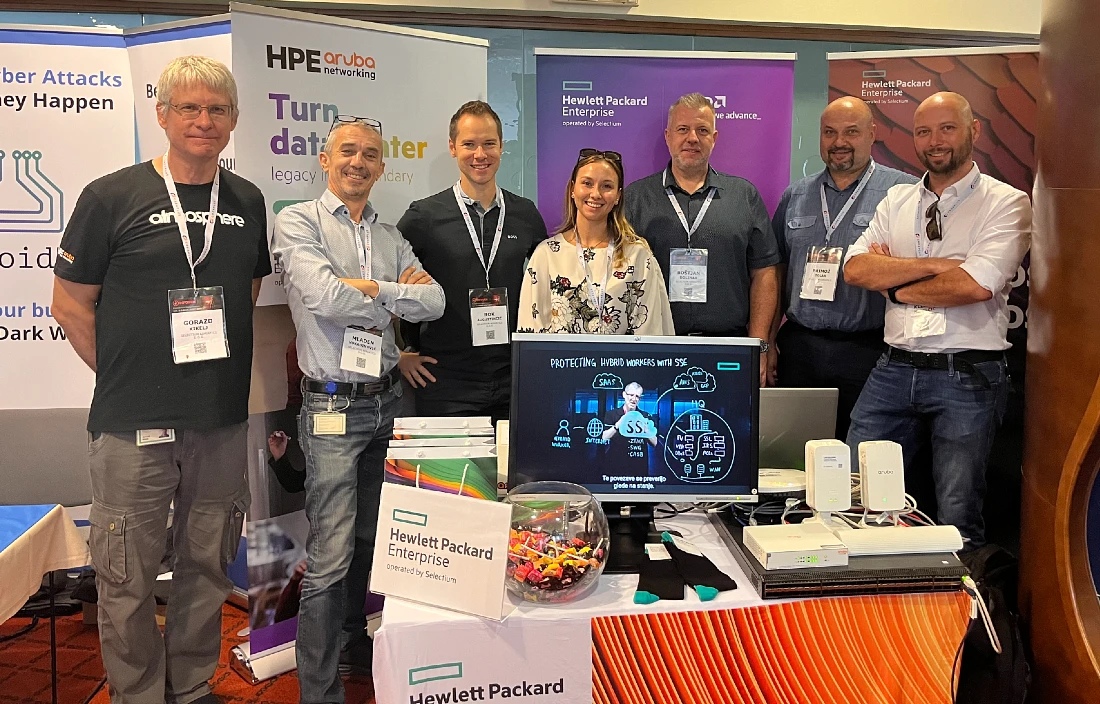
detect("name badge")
[799,246,845,301]
[169,287,229,364]
[136,429,175,446]
[469,287,509,346]
[313,412,347,436]
[669,248,708,303]
[339,326,383,377]
[905,305,947,338]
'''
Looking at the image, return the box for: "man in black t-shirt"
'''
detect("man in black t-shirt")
[52,57,269,704]
[601,382,659,476]
[397,101,547,422]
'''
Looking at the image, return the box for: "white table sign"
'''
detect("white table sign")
[371,482,512,620]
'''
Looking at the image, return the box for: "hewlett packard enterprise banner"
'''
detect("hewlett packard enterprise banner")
[125,16,233,166]
[231,3,488,307]
[0,25,134,409]
[535,50,795,228]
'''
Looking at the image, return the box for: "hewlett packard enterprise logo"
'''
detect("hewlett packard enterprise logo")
[266,44,377,80]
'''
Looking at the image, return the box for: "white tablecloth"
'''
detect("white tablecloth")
[0,504,90,623]
[373,513,764,704]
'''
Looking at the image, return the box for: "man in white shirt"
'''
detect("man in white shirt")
[842,92,1031,548]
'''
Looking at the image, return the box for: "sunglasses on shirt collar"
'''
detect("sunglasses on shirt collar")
[925,200,942,241]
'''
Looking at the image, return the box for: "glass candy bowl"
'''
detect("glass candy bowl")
[503,482,610,604]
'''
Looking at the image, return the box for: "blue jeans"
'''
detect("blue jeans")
[846,352,1008,548]
[295,384,400,704]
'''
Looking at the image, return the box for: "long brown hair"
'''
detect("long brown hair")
[555,153,648,268]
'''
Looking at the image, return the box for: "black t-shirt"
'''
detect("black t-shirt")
[55,162,270,432]
[397,188,547,379]
[603,406,655,475]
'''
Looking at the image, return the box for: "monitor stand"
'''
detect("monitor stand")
[602,502,663,574]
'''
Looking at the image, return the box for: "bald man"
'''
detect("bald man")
[842,92,1032,548]
[770,97,917,439]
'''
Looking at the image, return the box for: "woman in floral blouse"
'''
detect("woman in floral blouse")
[518,150,674,335]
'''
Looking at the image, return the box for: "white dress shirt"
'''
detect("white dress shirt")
[844,163,1031,353]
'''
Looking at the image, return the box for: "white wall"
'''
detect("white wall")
[269,0,1040,38]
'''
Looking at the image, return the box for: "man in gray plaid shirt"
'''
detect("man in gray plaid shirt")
[272,117,444,703]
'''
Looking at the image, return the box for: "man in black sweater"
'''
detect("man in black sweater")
[397,101,547,421]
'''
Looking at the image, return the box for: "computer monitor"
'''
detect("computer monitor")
[509,334,760,570]
[759,388,839,470]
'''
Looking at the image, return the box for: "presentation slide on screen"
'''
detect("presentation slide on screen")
[511,343,756,497]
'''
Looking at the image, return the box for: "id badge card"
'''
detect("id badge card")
[669,248,708,303]
[799,246,844,301]
[339,326,383,377]
[905,305,948,338]
[169,287,229,364]
[136,429,175,446]
[469,287,509,346]
[313,413,347,435]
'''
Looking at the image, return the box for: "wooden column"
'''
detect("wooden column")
[1019,0,1100,699]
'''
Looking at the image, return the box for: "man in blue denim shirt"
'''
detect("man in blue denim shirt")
[771,98,917,439]
[272,118,444,703]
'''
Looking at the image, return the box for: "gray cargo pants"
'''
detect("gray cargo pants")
[87,422,248,704]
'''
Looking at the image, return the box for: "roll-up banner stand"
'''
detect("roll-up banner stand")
[124,16,233,167]
[534,49,796,228]
[0,24,134,410]
[828,45,1039,542]
[227,2,488,682]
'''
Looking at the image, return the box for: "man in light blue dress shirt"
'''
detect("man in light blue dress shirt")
[272,118,444,702]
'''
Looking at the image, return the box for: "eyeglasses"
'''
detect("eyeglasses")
[169,103,235,120]
[328,115,383,138]
[578,148,622,163]
[925,200,942,241]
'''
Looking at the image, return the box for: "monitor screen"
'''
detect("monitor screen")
[509,334,759,503]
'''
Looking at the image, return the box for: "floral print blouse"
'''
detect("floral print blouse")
[517,233,675,335]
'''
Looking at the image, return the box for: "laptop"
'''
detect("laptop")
[710,512,967,599]
[759,388,839,470]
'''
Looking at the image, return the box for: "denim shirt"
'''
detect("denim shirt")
[772,163,917,333]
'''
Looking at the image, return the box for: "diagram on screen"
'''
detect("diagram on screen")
[663,367,735,483]
[0,150,65,233]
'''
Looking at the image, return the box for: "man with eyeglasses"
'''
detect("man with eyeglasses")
[843,92,1032,549]
[51,56,268,704]
[771,97,917,441]
[624,92,780,386]
[396,101,546,422]
[271,115,444,701]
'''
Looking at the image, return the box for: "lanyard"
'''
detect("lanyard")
[162,151,219,289]
[453,183,505,288]
[353,220,372,280]
[819,160,876,244]
[665,186,716,249]
[913,167,981,258]
[573,232,612,321]
[315,200,372,279]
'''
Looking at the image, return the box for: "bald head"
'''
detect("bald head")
[915,91,973,124]
[820,97,876,180]
[913,91,979,178]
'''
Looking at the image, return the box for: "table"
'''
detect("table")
[373,513,971,704]
[0,504,92,704]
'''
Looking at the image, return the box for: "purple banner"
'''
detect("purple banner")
[535,51,794,230]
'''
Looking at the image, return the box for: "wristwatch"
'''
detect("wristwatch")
[759,340,770,354]
[888,286,903,304]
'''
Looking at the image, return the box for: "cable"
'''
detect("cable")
[0,616,39,643]
[950,618,976,704]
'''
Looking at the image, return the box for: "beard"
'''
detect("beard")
[827,148,856,173]
[919,132,974,174]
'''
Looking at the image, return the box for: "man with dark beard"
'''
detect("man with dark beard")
[842,92,1032,550]
[771,97,916,439]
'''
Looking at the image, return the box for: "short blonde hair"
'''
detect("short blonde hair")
[667,92,714,126]
[156,56,238,112]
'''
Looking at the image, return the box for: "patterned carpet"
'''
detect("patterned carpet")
[0,606,375,703]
